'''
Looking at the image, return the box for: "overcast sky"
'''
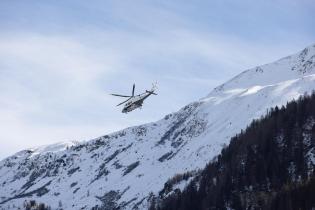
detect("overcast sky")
[0,0,314,159]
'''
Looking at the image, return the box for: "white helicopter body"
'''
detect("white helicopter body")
[111,83,157,113]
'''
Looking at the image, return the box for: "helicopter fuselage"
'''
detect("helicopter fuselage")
[122,93,151,113]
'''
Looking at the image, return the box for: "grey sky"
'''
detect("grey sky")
[0,0,314,159]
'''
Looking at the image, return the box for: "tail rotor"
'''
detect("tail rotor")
[146,82,158,95]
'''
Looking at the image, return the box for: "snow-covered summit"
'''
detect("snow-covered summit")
[210,44,315,95]
[1,44,315,210]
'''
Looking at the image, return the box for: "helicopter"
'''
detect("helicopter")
[110,83,157,113]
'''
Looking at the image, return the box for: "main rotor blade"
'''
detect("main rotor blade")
[110,94,131,98]
[132,84,135,97]
[117,97,132,106]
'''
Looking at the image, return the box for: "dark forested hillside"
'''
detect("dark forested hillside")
[152,92,315,210]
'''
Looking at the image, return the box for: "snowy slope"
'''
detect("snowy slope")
[1,44,315,210]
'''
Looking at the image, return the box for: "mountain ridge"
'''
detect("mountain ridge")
[1,44,315,209]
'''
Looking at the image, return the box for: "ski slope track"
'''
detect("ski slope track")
[1,44,315,209]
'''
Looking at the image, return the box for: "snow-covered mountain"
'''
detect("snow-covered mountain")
[1,44,315,210]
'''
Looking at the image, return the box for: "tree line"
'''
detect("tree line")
[151,92,315,210]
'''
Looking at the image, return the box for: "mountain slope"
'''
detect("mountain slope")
[1,44,315,210]
[153,93,315,210]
